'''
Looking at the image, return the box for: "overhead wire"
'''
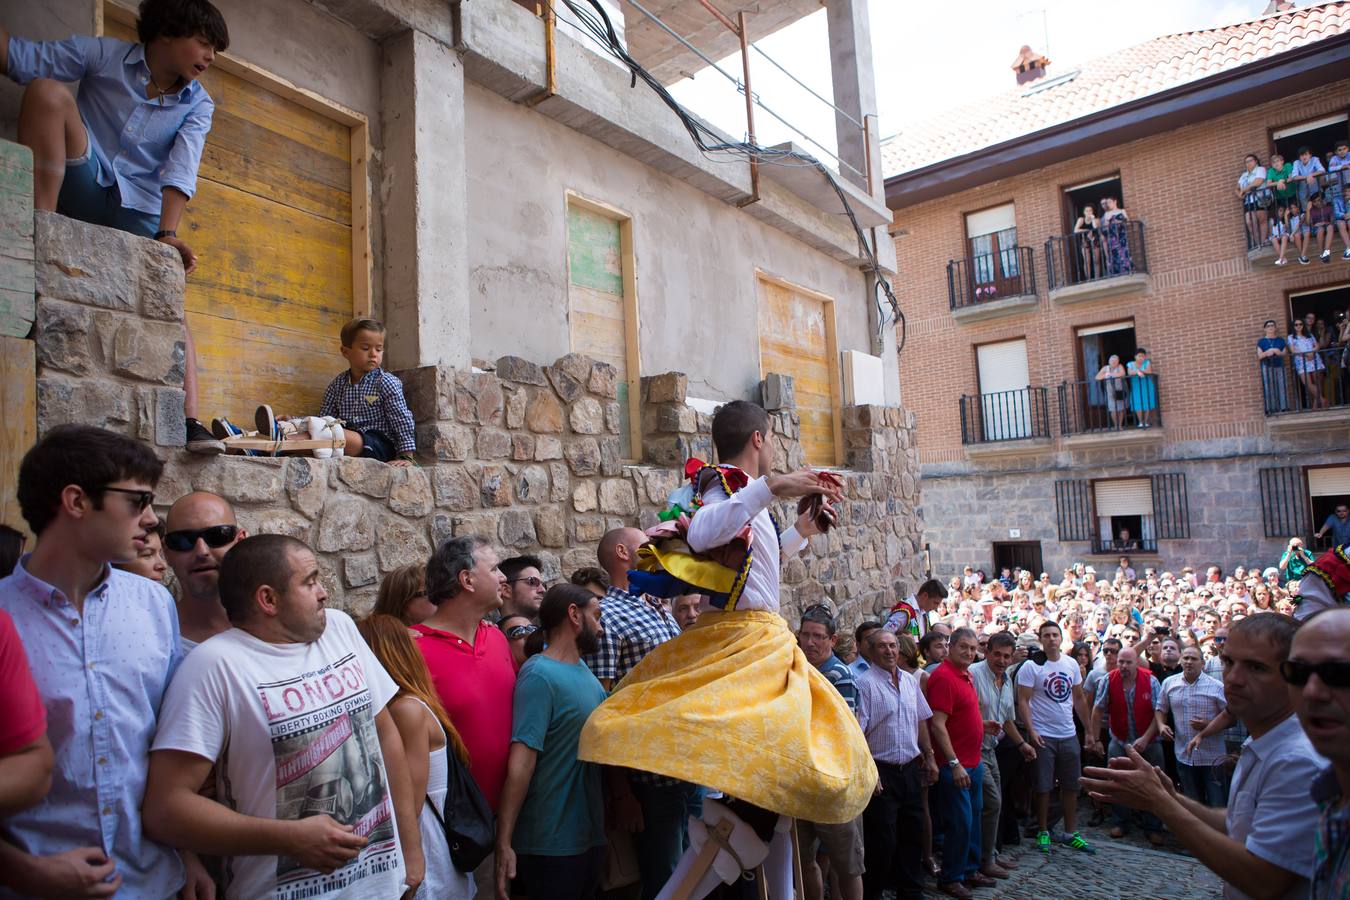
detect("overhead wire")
[548,0,905,352]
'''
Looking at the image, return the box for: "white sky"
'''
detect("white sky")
[666,0,1264,174]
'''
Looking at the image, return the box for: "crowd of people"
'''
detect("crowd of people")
[1238,143,1350,265]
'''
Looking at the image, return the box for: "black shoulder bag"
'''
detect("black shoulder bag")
[428,749,495,873]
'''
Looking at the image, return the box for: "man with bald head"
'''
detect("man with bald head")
[164,491,245,652]
[1286,608,1350,895]
[1090,646,1164,844]
[582,526,689,899]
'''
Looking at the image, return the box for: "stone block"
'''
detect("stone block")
[645,372,687,404]
[656,404,697,434]
[562,547,599,572]
[376,514,431,571]
[515,465,549,504]
[496,355,547,385]
[534,435,562,460]
[588,362,618,398]
[247,509,314,541]
[498,508,537,548]
[153,387,186,446]
[574,514,606,543]
[35,298,93,375]
[316,496,376,552]
[761,373,795,411]
[565,438,601,476]
[337,456,392,498]
[139,247,185,322]
[598,479,637,515]
[388,466,433,518]
[111,317,185,385]
[430,513,455,548]
[396,366,454,423]
[428,423,474,461]
[549,462,570,501]
[534,506,566,547]
[480,466,511,507]
[555,353,594,384]
[134,387,155,442]
[195,458,286,503]
[572,481,597,512]
[476,427,511,459]
[35,212,136,311]
[570,397,605,435]
[599,437,622,477]
[433,464,479,511]
[547,364,585,404]
[452,510,500,541]
[505,387,527,429]
[512,433,535,461]
[643,469,679,504]
[455,373,503,425]
[344,553,380,588]
[644,435,690,468]
[526,390,564,434]
[604,401,622,435]
[286,458,327,519]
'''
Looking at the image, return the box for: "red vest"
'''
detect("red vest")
[1107,667,1153,743]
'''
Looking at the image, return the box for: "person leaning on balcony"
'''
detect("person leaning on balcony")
[1267,153,1303,265]
[1073,204,1102,278]
[1237,154,1270,248]
[1327,139,1350,262]
[1094,354,1128,430]
[1289,318,1328,410]
[1257,319,1290,413]
[1126,348,1156,429]
[1099,197,1133,276]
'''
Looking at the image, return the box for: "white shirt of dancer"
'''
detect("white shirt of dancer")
[687,475,806,614]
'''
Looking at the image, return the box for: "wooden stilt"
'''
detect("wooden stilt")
[671,819,735,900]
[755,865,769,900]
[789,819,804,899]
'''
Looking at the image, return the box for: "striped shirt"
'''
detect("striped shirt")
[817,653,858,713]
[970,660,1016,755]
[1313,766,1350,900]
[1159,671,1228,766]
[855,664,932,765]
[320,367,417,453]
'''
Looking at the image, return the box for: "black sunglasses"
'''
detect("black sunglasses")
[508,576,544,588]
[100,486,155,512]
[165,524,240,552]
[505,624,538,640]
[1281,659,1350,688]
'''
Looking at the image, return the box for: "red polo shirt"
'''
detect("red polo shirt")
[0,610,45,755]
[414,620,516,811]
[925,659,983,769]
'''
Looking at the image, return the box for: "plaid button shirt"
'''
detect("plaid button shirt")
[319,368,417,454]
[584,585,682,786]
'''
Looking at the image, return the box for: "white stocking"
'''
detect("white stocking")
[763,819,794,899]
[654,800,773,900]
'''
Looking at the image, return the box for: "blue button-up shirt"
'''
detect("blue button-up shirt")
[0,557,184,899]
[6,35,213,215]
[320,367,418,454]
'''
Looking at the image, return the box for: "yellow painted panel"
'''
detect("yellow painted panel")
[1,336,35,540]
[569,283,627,379]
[188,312,339,421]
[759,278,837,466]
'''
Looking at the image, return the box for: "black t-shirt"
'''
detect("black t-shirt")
[1150,662,1182,683]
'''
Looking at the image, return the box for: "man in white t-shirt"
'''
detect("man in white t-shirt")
[1016,620,1097,856]
[142,534,424,899]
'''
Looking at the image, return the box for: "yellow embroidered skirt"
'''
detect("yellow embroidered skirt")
[578,609,878,824]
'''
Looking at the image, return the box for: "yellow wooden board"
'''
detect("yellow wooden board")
[0,336,35,540]
[105,16,354,422]
[758,278,839,467]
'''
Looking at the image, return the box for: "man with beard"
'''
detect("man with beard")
[496,584,608,900]
[163,491,246,652]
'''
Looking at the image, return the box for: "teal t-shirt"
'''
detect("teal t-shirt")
[510,655,608,856]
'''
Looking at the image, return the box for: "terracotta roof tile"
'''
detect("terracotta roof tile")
[881,1,1350,177]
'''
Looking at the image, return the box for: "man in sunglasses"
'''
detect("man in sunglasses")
[1286,608,1350,896]
[164,491,246,652]
[1083,614,1323,899]
[0,426,210,897]
[499,555,547,623]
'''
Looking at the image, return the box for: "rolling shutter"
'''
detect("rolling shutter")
[1308,467,1350,498]
[1094,479,1153,517]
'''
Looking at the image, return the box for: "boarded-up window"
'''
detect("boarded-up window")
[105,12,364,420]
[757,275,841,467]
[566,197,639,458]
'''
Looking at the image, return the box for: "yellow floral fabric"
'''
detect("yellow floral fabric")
[578,610,878,824]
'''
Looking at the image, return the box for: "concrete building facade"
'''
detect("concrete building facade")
[883,3,1350,578]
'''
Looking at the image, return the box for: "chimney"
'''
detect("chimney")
[1262,0,1294,13]
[1011,45,1051,86]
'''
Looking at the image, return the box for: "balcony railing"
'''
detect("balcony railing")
[1241,169,1348,255]
[1259,347,1349,415]
[1046,219,1149,290]
[947,247,1037,310]
[1058,374,1163,435]
[1091,536,1158,555]
[959,387,1051,444]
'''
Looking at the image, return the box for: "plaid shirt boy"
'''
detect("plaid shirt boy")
[320,367,417,454]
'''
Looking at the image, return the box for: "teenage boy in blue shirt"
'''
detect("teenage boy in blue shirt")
[1327,140,1350,260]
[2,0,230,453]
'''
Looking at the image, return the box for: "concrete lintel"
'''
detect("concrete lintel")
[313,0,455,43]
[760,142,891,228]
[950,292,1039,324]
[456,0,870,263]
[1061,427,1164,452]
[964,437,1055,460]
[1267,407,1350,436]
[1049,273,1150,306]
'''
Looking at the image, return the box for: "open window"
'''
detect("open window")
[964,203,1025,300]
[1289,283,1350,333]
[1309,465,1350,552]
[1062,174,1124,233]
[1272,113,1349,165]
[1094,478,1155,553]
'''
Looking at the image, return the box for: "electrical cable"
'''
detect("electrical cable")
[549,0,905,352]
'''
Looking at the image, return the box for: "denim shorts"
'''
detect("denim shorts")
[358,428,396,462]
[57,151,160,239]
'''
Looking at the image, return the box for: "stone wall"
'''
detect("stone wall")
[31,212,926,623]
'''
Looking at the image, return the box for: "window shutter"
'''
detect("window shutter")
[1260,466,1307,537]
[1055,479,1093,541]
[1093,479,1154,517]
[1308,466,1350,498]
[1151,473,1190,539]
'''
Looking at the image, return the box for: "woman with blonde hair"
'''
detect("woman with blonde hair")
[358,614,475,899]
[374,563,438,625]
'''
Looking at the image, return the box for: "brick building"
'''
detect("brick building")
[883,2,1350,577]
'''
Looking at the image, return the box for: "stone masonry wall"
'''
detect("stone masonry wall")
[31,212,926,624]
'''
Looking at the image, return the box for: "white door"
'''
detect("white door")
[976,339,1032,439]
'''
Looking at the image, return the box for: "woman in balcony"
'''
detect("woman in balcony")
[1288,318,1327,410]
[1236,153,1270,248]
[1100,196,1133,276]
[1094,353,1128,430]
[1073,203,1102,280]
[1127,348,1157,428]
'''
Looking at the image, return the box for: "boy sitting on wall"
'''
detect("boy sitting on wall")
[240,317,418,467]
[2,0,230,454]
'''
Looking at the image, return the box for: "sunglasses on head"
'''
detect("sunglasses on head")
[508,576,545,588]
[100,486,155,512]
[1281,659,1350,689]
[165,524,240,553]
